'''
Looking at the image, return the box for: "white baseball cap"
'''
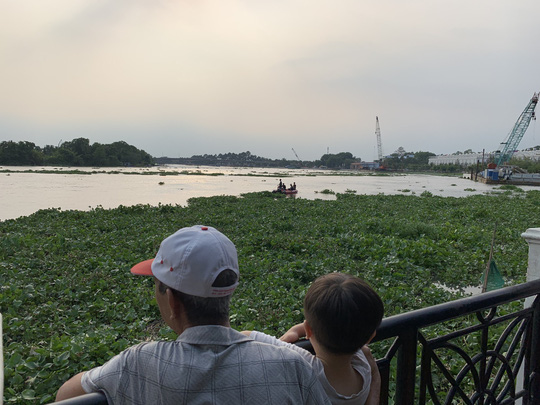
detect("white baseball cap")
[131,225,239,297]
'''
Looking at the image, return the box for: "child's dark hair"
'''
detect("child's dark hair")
[304,273,384,354]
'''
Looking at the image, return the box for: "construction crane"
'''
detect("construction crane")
[495,92,538,167]
[375,116,383,163]
[291,148,302,164]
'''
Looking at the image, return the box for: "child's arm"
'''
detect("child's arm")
[362,346,381,405]
[240,329,317,365]
[280,322,306,343]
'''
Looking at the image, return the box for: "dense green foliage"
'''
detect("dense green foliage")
[0,139,153,167]
[0,168,225,177]
[383,150,436,171]
[2,191,540,403]
[3,138,538,175]
[155,151,310,168]
[509,156,540,173]
[315,152,358,168]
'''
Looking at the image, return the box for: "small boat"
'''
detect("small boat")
[272,188,298,194]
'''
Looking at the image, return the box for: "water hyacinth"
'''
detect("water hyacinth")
[1,190,539,403]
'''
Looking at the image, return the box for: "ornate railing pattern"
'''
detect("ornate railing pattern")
[372,278,540,405]
[54,279,540,405]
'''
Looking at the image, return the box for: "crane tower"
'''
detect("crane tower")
[375,116,383,162]
[495,92,538,166]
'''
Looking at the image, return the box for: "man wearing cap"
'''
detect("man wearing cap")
[56,225,331,404]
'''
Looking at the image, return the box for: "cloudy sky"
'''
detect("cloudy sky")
[1,0,539,161]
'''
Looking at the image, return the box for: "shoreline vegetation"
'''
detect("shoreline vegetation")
[4,137,539,173]
[0,166,413,177]
[2,191,540,402]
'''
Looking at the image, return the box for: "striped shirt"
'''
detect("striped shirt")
[82,325,331,405]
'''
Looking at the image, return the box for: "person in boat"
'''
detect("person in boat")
[243,273,383,404]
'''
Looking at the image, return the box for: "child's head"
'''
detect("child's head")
[304,272,384,354]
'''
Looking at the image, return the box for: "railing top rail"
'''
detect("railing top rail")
[54,392,107,405]
[375,278,540,340]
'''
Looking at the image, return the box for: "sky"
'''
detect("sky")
[1,0,540,161]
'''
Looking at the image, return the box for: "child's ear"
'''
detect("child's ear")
[304,320,313,339]
[365,330,376,344]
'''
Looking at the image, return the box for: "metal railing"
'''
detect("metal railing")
[55,392,107,405]
[52,279,540,405]
[371,278,540,405]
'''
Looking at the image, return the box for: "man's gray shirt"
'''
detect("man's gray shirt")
[82,325,331,404]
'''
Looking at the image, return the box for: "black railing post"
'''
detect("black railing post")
[530,297,540,404]
[395,327,419,405]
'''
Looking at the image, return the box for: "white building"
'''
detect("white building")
[428,150,540,166]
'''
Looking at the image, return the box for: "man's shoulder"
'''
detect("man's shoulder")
[115,331,310,369]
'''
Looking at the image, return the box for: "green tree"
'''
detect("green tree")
[62,138,92,165]
[316,152,357,168]
[1,138,154,167]
[90,143,109,166]
[413,151,436,165]
[508,157,540,173]
[0,141,42,165]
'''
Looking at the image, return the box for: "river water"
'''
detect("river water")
[1,165,532,222]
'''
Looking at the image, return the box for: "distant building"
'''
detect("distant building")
[428,150,540,166]
[428,153,486,166]
[351,161,380,170]
[519,149,540,160]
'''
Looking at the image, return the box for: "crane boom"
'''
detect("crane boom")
[375,116,383,162]
[291,148,301,163]
[495,92,538,166]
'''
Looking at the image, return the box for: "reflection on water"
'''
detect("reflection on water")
[0,165,528,221]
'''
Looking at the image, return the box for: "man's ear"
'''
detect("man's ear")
[166,288,182,320]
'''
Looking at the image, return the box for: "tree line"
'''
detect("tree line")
[155,151,305,168]
[0,139,153,167]
[3,138,537,173]
[157,149,439,171]
[156,151,362,169]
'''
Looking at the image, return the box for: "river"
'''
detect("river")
[0,165,531,222]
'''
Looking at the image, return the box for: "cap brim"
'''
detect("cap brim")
[130,258,154,276]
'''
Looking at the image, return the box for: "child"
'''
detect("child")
[243,272,384,404]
